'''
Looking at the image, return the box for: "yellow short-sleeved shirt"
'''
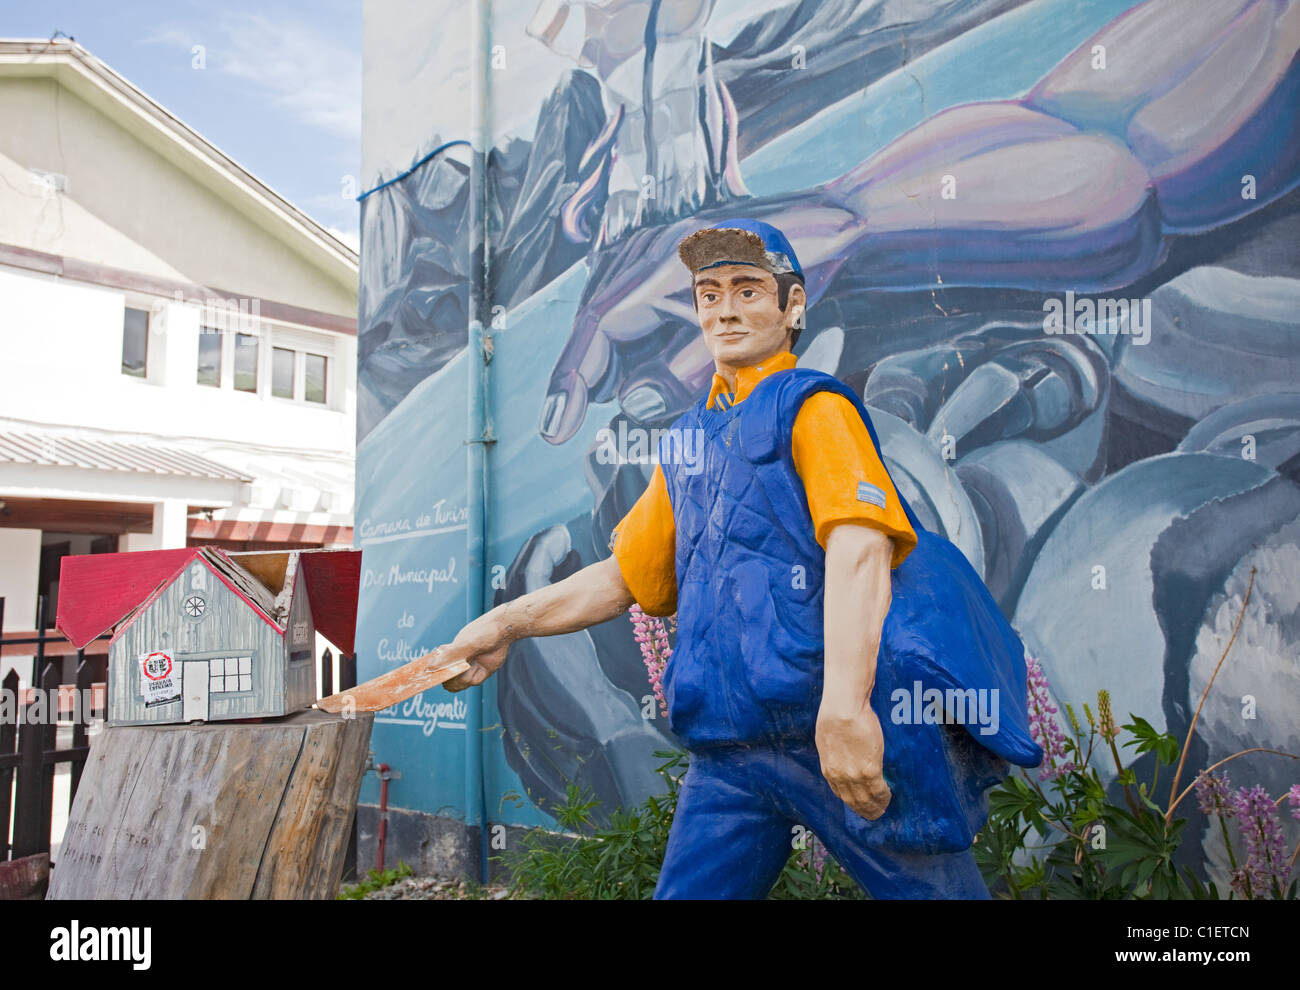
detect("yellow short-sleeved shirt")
[610,351,916,616]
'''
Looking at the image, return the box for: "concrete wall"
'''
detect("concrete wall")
[0,527,40,630]
[0,266,355,457]
[0,57,359,542]
[0,74,354,316]
[0,527,40,688]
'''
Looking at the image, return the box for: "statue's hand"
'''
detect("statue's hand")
[441,612,511,693]
[815,701,892,820]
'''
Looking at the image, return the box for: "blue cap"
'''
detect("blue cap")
[677,218,804,281]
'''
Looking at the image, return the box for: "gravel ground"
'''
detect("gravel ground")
[360,874,516,900]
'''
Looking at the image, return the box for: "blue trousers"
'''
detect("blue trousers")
[654,740,991,899]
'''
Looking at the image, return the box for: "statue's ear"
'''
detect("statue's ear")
[785,282,806,329]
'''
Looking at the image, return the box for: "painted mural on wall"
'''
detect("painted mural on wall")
[357,0,1300,884]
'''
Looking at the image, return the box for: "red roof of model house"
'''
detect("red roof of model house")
[56,547,361,654]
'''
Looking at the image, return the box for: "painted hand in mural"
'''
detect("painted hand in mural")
[537,0,1300,447]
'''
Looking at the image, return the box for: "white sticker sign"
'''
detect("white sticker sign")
[139,651,182,708]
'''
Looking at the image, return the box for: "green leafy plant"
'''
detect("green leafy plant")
[336,860,414,900]
[498,749,866,899]
[496,750,683,899]
[769,838,865,899]
[976,568,1299,899]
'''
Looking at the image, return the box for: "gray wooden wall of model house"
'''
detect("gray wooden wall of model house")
[283,560,317,714]
[109,559,286,725]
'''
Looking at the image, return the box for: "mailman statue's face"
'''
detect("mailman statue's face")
[692,264,804,375]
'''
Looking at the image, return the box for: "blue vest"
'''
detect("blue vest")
[658,368,1042,853]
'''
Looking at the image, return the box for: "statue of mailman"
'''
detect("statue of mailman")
[370,219,1043,898]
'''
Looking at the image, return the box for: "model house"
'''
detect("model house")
[56,546,360,725]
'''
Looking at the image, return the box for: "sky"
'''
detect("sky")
[2,0,362,247]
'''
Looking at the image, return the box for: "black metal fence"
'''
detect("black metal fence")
[2,594,361,892]
[0,596,105,871]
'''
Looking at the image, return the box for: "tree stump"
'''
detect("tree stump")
[47,709,373,899]
[0,853,50,900]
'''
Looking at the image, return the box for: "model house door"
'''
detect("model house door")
[182,661,209,722]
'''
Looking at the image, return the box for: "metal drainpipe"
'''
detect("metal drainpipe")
[376,763,392,872]
[466,0,494,886]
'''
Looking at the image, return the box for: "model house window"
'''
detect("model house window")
[121,307,149,377]
[272,346,294,398]
[208,656,252,694]
[234,333,259,393]
[197,327,222,386]
[305,353,328,404]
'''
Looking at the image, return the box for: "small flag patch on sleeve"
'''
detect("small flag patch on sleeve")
[856,481,887,508]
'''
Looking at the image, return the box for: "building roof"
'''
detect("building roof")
[0,37,357,290]
[56,546,198,649]
[228,548,362,654]
[0,432,252,482]
[56,546,361,654]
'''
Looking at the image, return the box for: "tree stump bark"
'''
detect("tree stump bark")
[47,709,373,899]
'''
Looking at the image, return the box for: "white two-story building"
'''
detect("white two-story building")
[0,38,359,647]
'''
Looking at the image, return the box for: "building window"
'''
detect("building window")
[197,327,222,386]
[234,333,259,393]
[305,353,328,404]
[208,656,252,694]
[272,346,295,398]
[121,307,149,377]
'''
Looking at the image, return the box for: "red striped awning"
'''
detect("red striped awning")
[187,517,353,545]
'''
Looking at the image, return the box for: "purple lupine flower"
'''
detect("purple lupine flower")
[652,615,673,668]
[629,603,670,719]
[815,840,828,884]
[1287,784,1300,822]
[1025,655,1070,780]
[1230,784,1291,899]
[1194,771,1234,819]
[1229,866,1256,899]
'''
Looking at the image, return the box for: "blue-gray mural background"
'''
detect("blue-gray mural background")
[357,0,1300,886]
